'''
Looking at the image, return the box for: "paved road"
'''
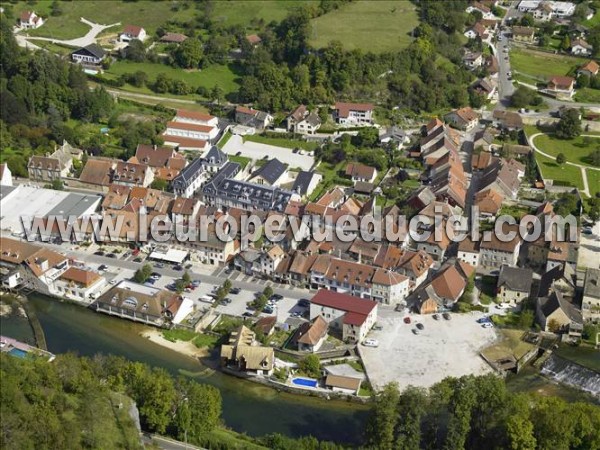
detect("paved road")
[23,17,120,48]
[103,87,202,106]
[495,32,515,109]
[222,134,315,171]
[528,132,600,197]
[143,433,204,450]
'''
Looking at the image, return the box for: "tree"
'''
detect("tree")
[153,73,173,93]
[252,294,268,311]
[298,354,321,378]
[134,264,153,283]
[520,13,534,26]
[173,38,203,68]
[560,34,571,52]
[263,286,273,299]
[125,39,146,62]
[223,279,232,293]
[50,178,64,190]
[209,84,224,104]
[182,271,191,284]
[586,149,600,167]
[396,387,427,450]
[175,279,187,293]
[150,178,168,191]
[518,310,534,329]
[547,318,561,333]
[366,383,400,449]
[510,86,537,108]
[556,153,566,165]
[555,108,582,139]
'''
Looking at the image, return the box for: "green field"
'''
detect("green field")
[587,169,600,196]
[574,87,600,104]
[13,0,190,40]
[510,48,587,81]
[309,1,418,53]
[533,134,600,167]
[535,152,585,190]
[212,1,316,27]
[104,61,242,98]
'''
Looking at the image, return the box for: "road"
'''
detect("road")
[142,433,204,450]
[18,18,120,48]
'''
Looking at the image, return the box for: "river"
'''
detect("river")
[1,294,368,445]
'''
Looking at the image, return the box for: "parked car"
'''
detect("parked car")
[230,287,241,295]
[224,267,233,275]
[263,306,274,314]
[133,257,143,263]
[222,298,232,305]
[98,264,108,271]
[155,263,164,268]
[151,272,161,280]
[403,316,411,324]
[482,322,494,329]
[242,312,253,318]
[297,299,310,308]
[185,263,193,269]
[362,339,379,347]
[442,312,451,320]
[94,251,105,256]
[173,265,183,271]
[412,328,420,335]
[582,227,593,235]
[416,323,424,331]
[109,279,118,285]
[270,294,283,301]
[373,324,383,331]
[432,314,440,320]
[106,253,116,258]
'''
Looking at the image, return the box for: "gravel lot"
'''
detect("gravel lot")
[360,307,498,390]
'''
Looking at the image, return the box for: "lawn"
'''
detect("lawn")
[482,329,535,361]
[509,48,587,81]
[14,0,191,40]
[532,134,600,167]
[584,10,600,27]
[309,1,418,53]
[574,87,600,104]
[535,152,585,190]
[243,134,319,152]
[228,155,252,170]
[212,1,316,28]
[104,61,242,98]
[586,169,600,196]
[162,328,218,349]
[555,346,600,372]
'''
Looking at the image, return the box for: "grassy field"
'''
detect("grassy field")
[533,134,600,167]
[14,0,190,40]
[587,169,600,196]
[212,1,316,27]
[104,61,242,98]
[481,329,535,361]
[243,134,319,152]
[535,152,585,189]
[555,346,600,372]
[574,87,600,104]
[309,1,418,53]
[510,48,587,80]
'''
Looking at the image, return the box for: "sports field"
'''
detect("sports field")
[309,1,418,53]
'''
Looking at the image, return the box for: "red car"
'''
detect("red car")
[404,317,411,324]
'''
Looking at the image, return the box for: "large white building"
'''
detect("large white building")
[518,1,575,18]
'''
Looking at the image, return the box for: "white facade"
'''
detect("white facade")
[571,44,591,56]
[165,123,219,141]
[52,276,107,303]
[20,11,44,29]
[458,249,480,267]
[0,164,13,186]
[172,297,194,324]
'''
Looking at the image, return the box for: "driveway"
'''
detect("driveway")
[359,308,497,390]
[222,135,315,171]
[17,17,120,49]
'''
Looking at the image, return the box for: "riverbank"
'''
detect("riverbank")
[140,329,210,360]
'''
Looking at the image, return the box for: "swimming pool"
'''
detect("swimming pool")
[292,377,318,388]
[8,348,28,359]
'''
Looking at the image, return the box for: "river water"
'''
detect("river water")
[1,295,368,445]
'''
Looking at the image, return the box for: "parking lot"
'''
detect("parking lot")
[360,307,498,390]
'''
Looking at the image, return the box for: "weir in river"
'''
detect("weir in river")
[541,354,600,398]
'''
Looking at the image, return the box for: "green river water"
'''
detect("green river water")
[0,294,368,445]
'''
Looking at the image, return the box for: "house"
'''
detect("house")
[333,102,374,125]
[511,26,535,43]
[309,289,377,344]
[486,54,499,76]
[533,1,554,21]
[53,267,106,302]
[220,325,274,376]
[235,106,273,130]
[172,157,207,198]
[129,144,187,183]
[396,250,434,291]
[577,60,599,77]
[163,296,195,325]
[325,374,362,395]
[78,158,115,190]
[257,245,286,277]
[536,290,582,333]
[518,0,575,18]
[466,2,495,19]
[71,44,106,66]
[246,34,262,46]
[458,238,480,267]
[171,197,201,225]
[497,265,533,306]
[474,188,504,218]
[465,22,488,40]
[120,25,147,42]
[444,107,479,131]
[582,268,600,323]
[411,261,473,313]
[27,140,82,182]
[471,78,497,100]
[492,110,523,131]
[295,316,329,352]
[163,110,219,150]
[571,38,593,56]
[160,32,188,44]
[291,171,322,198]
[19,11,43,29]
[463,51,484,69]
[473,129,494,151]
[478,155,524,200]
[248,158,287,186]
[379,126,409,149]
[255,316,277,336]
[0,163,12,186]
[546,76,575,100]
[345,163,377,183]
[112,161,154,187]
[479,224,521,270]
[287,105,322,135]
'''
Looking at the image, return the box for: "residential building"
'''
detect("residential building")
[379,126,409,149]
[458,238,480,267]
[309,289,378,344]
[492,110,523,131]
[295,316,328,352]
[171,157,208,198]
[345,163,377,183]
[246,34,262,46]
[466,1,495,19]
[479,224,521,270]
[235,106,273,130]
[120,24,147,42]
[129,144,187,183]
[52,267,106,302]
[571,38,593,56]
[333,102,374,125]
[0,163,12,186]
[325,375,362,395]
[257,245,286,277]
[511,26,535,43]
[474,188,504,218]
[497,265,533,306]
[517,1,575,18]
[291,171,322,199]
[184,223,238,266]
[164,120,219,142]
[248,158,288,186]
[160,33,188,44]
[463,51,484,69]
[171,197,201,225]
[220,325,274,376]
[28,140,81,182]
[546,76,575,100]
[444,107,479,130]
[536,290,582,333]
[582,268,600,323]
[287,105,322,134]
[465,22,488,40]
[163,110,219,150]
[471,78,497,100]
[411,261,474,313]
[478,158,524,199]
[396,250,434,291]
[254,316,276,336]
[71,44,106,66]
[79,158,115,190]
[112,161,154,187]
[19,10,44,29]
[578,60,599,77]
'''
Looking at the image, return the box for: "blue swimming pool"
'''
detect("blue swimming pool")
[292,377,318,388]
[8,348,28,359]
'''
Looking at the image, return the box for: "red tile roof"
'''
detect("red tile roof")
[166,121,214,133]
[311,289,376,316]
[334,102,374,118]
[175,109,216,122]
[123,24,144,37]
